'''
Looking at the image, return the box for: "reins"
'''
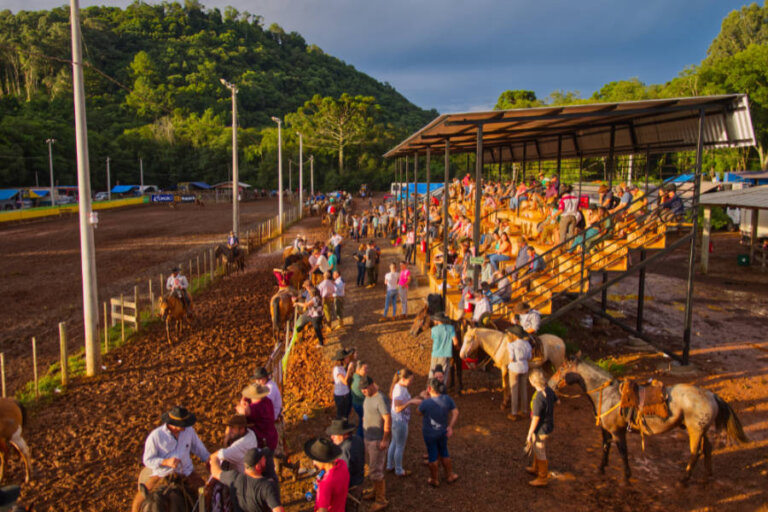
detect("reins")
[585,379,618,426]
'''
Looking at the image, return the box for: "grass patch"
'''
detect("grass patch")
[593,357,627,376]
[540,320,568,339]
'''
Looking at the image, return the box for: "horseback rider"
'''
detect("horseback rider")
[512,302,542,355]
[166,267,192,315]
[131,406,210,512]
[227,230,240,257]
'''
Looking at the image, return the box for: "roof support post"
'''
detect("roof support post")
[683,108,705,365]
[426,148,431,264]
[404,155,409,230]
[442,140,450,303]
[636,249,647,333]
[578,155,583,198]
[522,143,527,184]
[607,125,616,189]
[473,126,483,291]
[750,208,759,266]
[556,134,562,184]
[395,158,399,217]
[644,146,651,194]
[413,152,418,236]
[701,206,711,275]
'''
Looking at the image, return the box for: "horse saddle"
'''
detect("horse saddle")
[619,379,670,424]
[526,333,543,360]
[273,269,293,288]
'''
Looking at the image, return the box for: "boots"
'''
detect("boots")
[440,457,459,484]
[529,459,549,487]
[428,461,440,487]
[525,457,539,475]
[369,480,389,511]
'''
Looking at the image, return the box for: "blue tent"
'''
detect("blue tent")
[111,185,138,194]
[189,181,212,189]
[0,189,19,200]
[664,174,695,184]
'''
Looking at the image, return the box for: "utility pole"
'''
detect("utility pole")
[297,132,303,218]
[288,160,292,192]
[35,172,39,187]
[310,155,314,197]
[106,157,111,201]
[271,116,284,232]
[220,79,239,235]
[70,0,100,376]
[139,157,144,194]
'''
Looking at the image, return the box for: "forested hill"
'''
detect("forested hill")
[0,2,436,190]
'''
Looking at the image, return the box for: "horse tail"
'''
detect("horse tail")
[15,399,26,428]
[271,295,280,330]
[714,394,748,444]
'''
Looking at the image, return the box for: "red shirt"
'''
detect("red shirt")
[315,459,350,512]
[244,397,278,451]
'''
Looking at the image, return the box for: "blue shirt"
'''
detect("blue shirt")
[431,323,455,358]
[418,395,456,438]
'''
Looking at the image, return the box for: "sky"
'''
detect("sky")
[2,0,752,113]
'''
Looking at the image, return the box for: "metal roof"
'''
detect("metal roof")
[189,181,212,190]
[699,185,768,210]
[384,94,755,160]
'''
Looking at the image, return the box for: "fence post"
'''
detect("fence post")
[210,248,215,281]
[198,487,206,512]
[197,255,200,280]
[189,259,193,281]
[103,301,109,352]
[203,251,207,281]
[149,279,154,311]
[120,293,125,344]
[160,273,164,299]
[32,337,38,399]
[0,353,5,398]
[59,322,69,387]
[134,285,140,332]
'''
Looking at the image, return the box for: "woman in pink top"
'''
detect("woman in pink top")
[397,261,411,317]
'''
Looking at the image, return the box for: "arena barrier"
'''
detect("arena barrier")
[0,196,148,223]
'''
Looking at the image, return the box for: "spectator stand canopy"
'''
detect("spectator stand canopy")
[385,94,756,365]
[699,185,768,274]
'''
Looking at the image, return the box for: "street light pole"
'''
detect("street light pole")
[271,116,284,233]
[46,138,56,207]
[106,156,111,201]
[70,0,100,376]
[220,78,239,235]
[288,159,292,192]
[310,155,314,197]
[139,157,144,194]
[297,133,303,219]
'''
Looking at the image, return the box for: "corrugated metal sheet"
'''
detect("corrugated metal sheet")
[699,185,768,210]
[385,94,756,160]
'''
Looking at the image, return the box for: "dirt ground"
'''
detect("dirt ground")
[4,208,768,511]
[0,199,282,394]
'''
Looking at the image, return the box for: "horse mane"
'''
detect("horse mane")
[577,358,614,381]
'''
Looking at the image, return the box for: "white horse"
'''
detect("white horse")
[460,327,565,411]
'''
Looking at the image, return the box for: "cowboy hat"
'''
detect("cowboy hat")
[326,418,356,436]
[243,447,272,468]
[241,383,270,401]
[304,437,342,463]
[252,366,270,380]
[331,348,354,361]
[430,312,451,323]
[506,325,527,339]
[225,414,253,428]
[511,302,531,315]
[171,267,180,273]
[162,406,196,428]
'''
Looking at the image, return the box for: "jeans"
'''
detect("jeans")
[352,402,364,438]
[384,289,398,317]
[489,253,510,272]
[334,244,341,265]
[509,371,528,415]
[366,267,376,285]
[334,393,351,419]
[404,243,415,263]
[295,314,324,345]
[398,286,408,315]
[387,419,409,475]
[423,433,449,463]
[356,263,366,286]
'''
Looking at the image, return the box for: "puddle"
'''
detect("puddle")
[258,236,291,255]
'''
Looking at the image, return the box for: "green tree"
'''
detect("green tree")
[704,2,768,64]
[494,90,540,110]
[286,93,379,175]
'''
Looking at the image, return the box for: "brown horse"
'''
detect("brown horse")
[139,474,194,512]
[550,356,749,484]
[270,289,296,344]
[0,399,32,483]
[215,245,245,274]
[157,295,192,344]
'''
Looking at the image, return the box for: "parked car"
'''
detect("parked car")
[93,192,109,201]
[57,195,77,204]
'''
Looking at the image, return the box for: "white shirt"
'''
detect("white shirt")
[143,424,210,478]
[318,279,336,299]
[472,296,492,322]
[330,234,343,247]
[216,429,258,474]
[166,274,188,292]
[266,379,282,418]
[333,365,349,396]
[314,255,330,273]
[507,337,532,374]
[334,277,345,298]
[384,271,400,291]
[519,310,541,333]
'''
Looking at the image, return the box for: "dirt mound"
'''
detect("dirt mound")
[283,331,334,424]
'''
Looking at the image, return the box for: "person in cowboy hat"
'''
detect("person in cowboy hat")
[131,406,210,512]
[331,348,356,419]
[505,325,533,421]
[165,266,192,314]
[304,437,349,512]
[360,376,391,511]
[512,302,541,335]
[429,313,458,389]
[214,414,259,474]
[237,384,278,452]
[327,419,365,512]
[253,367,284,457]
[211,447,284,512]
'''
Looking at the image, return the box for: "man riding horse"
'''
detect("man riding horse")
[166,267,192,317]
[227,231,240,258]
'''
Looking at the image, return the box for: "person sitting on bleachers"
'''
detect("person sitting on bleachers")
[658,185,685,222]
[490,269,512,305]
[469,282,493,327]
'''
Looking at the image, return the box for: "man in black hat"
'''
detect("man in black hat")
[327,419,364,512]
[253,367,284,459]
[304,437,349,512]
[211,447,284,512]
[214,414,259,474]
[132,406,210,512]
[165,266,192,314]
